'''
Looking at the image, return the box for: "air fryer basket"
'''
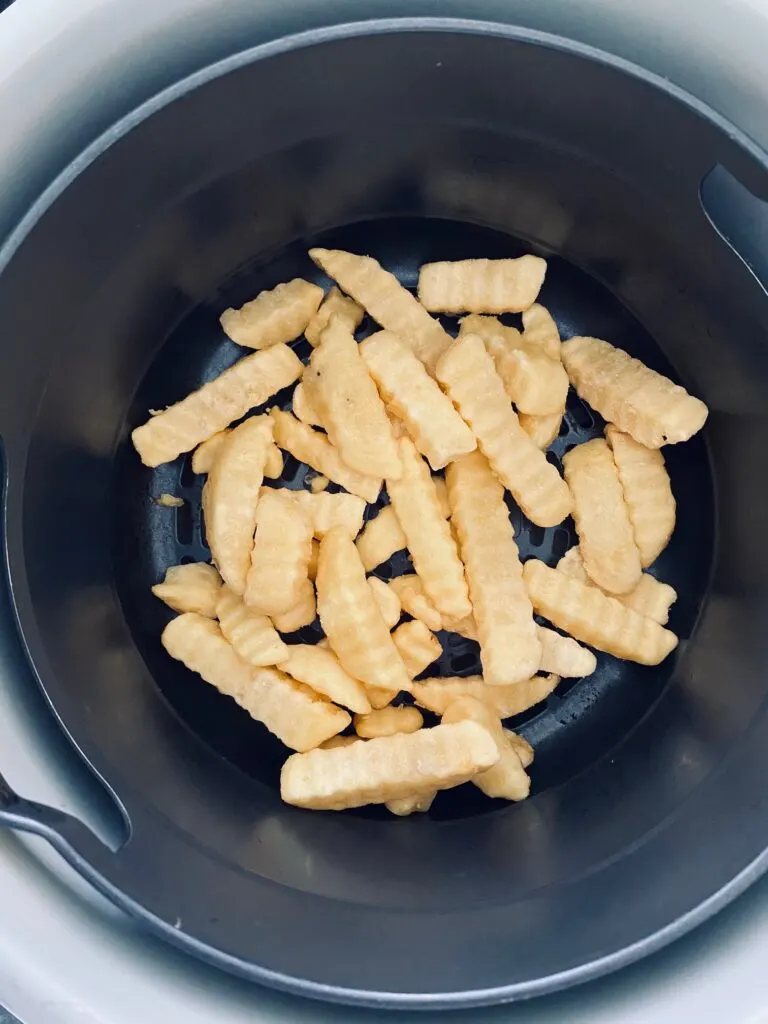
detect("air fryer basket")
[0,19,767,1009]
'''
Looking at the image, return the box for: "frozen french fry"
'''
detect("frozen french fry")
[270,409,381,503]
[162,613,349,751]
[522,303,561,360]
[392,620,442,678]
[277,489,366,538]
[244,489,314,615]
[446,452,541,685]
[132,344,303,468]
[304,285,365,347]
[280,719,499,810]
[518,411,562,450]
[270,587,317,633]
[523,559,678,665]
[278,643,372,714]
[368,576,402,629]
[436,334,572,527]
[563,438,642,595]
[216,585,289,667]
[355,506,407,571]
[354,704,424,739]
[561,336,708,447]
[220,278,323,349]
[442,697,530,800]
[418,256,547,314]
[387,438,471,619]
[412,673,560,718]
[309,248,451,371]
[388,574,443,632]
[360,330,476,470]
[202,415,273,595]
[304,317,402,479]
[605,425,676,567]
[557,546,677,625]
[152,562,222,617]
[191,430,230,474]
[536,625,597,677]
[506,731,534,768]
[292,381,324,428]
[264,444,283,480]
[317,526,412,694]
[385,792,436,816]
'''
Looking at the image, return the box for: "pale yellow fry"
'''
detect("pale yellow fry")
[216,584,289,667]
[264,444,283,480]
[304,317,402,479]
[309,248,451,371]
[522,303,561,360]
[557,546,677,625]
[392,620,442,679]
[355,506,406,571]
[413,674,560,718]
[386,792,436,816]
[309,474,329,494]
[317,527,412,693]
[561,336,709,448]
[366,687,401,711]
[354,705,424,739]
[202,415,273,594]
[320,734,360,750]
[292,382,324,427]
[308,540,319,581]
[245,489,314,615]
[191,430,230,474]
[280,719,499,810]
[387,438,471,619]
[436,334,572,527]
[446,452,541,685]
[536,625,597,678]
[506,731,535,768]
[270,409,381,503]
[162,613,349,751]
[220,278,323,350]
[270,588,317,633]
[523,559,678,665]
[304,285,365,347]
[563,438,642,595]
[433,476,450,519]
[442,613,478,641]
[152,562,222,617]
[133,345,303,468]
[277,489,366,538]
[360,330,476,470]
[388,575,443,632]
[605,425,676,567]
[442,697,530,800]
[418,256,547,314]
[278,644,371,714]
[368,576,402,629]
[519,411,562,450]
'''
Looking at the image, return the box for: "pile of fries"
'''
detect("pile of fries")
[136,248,708,814]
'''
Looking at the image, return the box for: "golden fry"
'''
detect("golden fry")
[522,303,561,360]
[270,409,381,503]
[387,438,471,619]
[354,704,424,739]
[355,506,406,571]
[309,248,451,371]
[162,613,349,751]
[412,673,560,718]
[368,576,402,629]
[317,527,412,693]
[446,452,541,685]
[388,575,443,632]
[442,697,530,800]
[245,489,314,615]
[216,584,289,667]
[133,344,303,468]
[304,285,365,347]
[418,256,547,314]
[278,643,372,714]
[605,425,676,566]
[392,620,442,678]
[280,719,499,810]
[561,336,708,447]
[278,489,366,538]
[563,438,642,595]
[366,686,401,711]
[536,625,597,677]
[523,559,678,665]
[191,430,230,474]
[264,444,284,480]
[385,792,436,816]
[292,381,324,428]
[152,562,222,617]
[557,546,677,625]
[202,415,273,595]
[360,330,476,470]
[506,731,534,768]
[436,334,572,527]
[309,474,329,494]
[220,278,323,349]
[320,734,360,750]
[270,587,317,633]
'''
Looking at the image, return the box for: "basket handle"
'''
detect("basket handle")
[700,163,768,293]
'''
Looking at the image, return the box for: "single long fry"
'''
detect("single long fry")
[202,415,273,594]
[270,587,317,633]
[162,613,349,751]
[356,506,407,571]
[304,285,364,347]
[563,438,642,595]
[557,547,677,625]
[561,336,708,447]
[387,438,471,619]
[292,382,324,427]
[436,334,572,527]
[191,430,230,474]
[446,452,541,685]
[309,248,451,371]
[392,620,442,678]
[317,527,412,694]
[442,697,530,800]
[536,625,597,677]
[132,344,303,467]
[418,256,546,314]
[278,489,366,538]
[216,585,289,667]
[368,576,401,629]
[280,720,499,810]
[220,278,323,349]
[152,562,222,617]
[360,330,476,470]
[523,559,678,665]
[270,409,381,503]
[413,674,560,718]
[278,644,371,714]
[522,303,561,360]
[245,489,314,614]
[388,575,443,632]
[354,705,424,739]
[605,425,676,566]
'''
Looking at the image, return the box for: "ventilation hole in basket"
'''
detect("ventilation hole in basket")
[528,524,546,548]
[558,417,570,438]
[373,562,394,580]
[175,502,193,545]
[450,651,479,673]
[179,455,196,488]
[279,453,302,486]
[179,554,195,565]
[551,527,571,562]
[545,450,561,471]
[569,399,594,430]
